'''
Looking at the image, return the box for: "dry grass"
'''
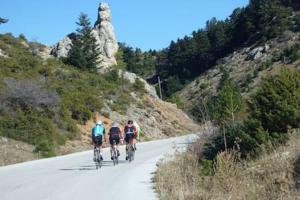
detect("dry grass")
[155,132,300,200]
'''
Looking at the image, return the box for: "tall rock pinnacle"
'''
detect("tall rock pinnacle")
[51,2,118,72]
[93,3,119,72]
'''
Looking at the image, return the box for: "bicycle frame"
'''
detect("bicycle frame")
[111,140,118,165]
[127,141,135,162]
[94,146,102,169]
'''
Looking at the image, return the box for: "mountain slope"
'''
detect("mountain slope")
[180,30,300,120]
[0,33,199,166]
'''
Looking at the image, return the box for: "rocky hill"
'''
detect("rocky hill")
[179,30,300,120]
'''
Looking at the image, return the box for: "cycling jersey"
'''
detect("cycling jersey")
[92,124,105,137]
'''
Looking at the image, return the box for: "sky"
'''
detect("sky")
[0,0,249,51]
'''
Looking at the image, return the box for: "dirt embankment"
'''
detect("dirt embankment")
[0,137,36,166]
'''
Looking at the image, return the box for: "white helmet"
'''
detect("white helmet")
[112,122,118,127]
[96,121,103,125]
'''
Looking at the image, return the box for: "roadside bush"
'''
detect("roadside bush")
[203,122,262,159]
[250,68,300,134]
[206,69,300,160]
[34,139,55,157]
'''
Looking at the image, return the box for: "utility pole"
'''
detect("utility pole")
[158,76,163,100]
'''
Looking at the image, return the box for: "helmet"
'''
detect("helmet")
[112,122,118,127]
[96,121,103,125]
[127,120,133,125]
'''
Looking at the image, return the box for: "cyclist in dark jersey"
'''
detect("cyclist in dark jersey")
[108,122,122,160]
[124,120,137,160]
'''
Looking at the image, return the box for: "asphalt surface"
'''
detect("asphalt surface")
[0,134,196,200]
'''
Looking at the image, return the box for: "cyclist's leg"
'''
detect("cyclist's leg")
[99,136,103,160]
[116,137,120,156]
[133,136,137,150]
[109,138,114,160]
[93,145,96,161]
[125,134,130,160]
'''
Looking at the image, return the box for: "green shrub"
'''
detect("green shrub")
[281,44,300,63]
[209,79,244,124]
[111,92,132,114]
[205,69,300,160]
[200,159,213,176]
[34,139,55,157]
[105,69,120,83]
[132,78,146,95]
[294,13,300,31]
[168,93,184,109]
[250,68,300,134]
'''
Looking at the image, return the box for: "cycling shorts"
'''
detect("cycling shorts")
[125,133,135,143]
[109,137,120,145]
[93,135,103,147]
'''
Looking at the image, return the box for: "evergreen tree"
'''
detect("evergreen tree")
[67,13,100,70]
[209,78,244,125]
[0,17,8,25]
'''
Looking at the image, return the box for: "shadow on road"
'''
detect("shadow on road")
[59,160,129,171]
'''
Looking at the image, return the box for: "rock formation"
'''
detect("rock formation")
[50,33,76,58]
[51,3,118,71]
[118,70,159,98]
[93,3,119,72]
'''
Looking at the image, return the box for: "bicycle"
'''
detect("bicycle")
[127,143,135,162]
[111,140,119,166]
[94,146,102,169]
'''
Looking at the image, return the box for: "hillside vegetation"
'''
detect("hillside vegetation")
[0,31,200,165]
[155,0,300,199]
[156,65,300,200]
[155,131,300,200]
[149,0,300,99]
[0,33,137,157]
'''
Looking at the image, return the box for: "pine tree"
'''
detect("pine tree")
[0,17,8,25]
[67,13,100,70]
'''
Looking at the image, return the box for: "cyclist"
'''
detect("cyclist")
[92,120,105,161]
[108,122,122,160]
[133,121,142,149]
[124,120,137,160]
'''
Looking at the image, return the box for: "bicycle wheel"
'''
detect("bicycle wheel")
[95,149,99,169]
[113,149,117,166]
[95,148,101,169]
[129,144,134,162]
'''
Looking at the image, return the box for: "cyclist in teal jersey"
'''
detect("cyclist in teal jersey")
[92,121,106,161]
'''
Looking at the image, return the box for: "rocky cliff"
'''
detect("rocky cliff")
[51,3,118,71]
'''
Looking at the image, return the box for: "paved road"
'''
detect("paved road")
[0,135,196,200]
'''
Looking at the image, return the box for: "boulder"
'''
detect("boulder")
[50,33,75,58]
[247,45,270,60]
[118,70,159,98]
